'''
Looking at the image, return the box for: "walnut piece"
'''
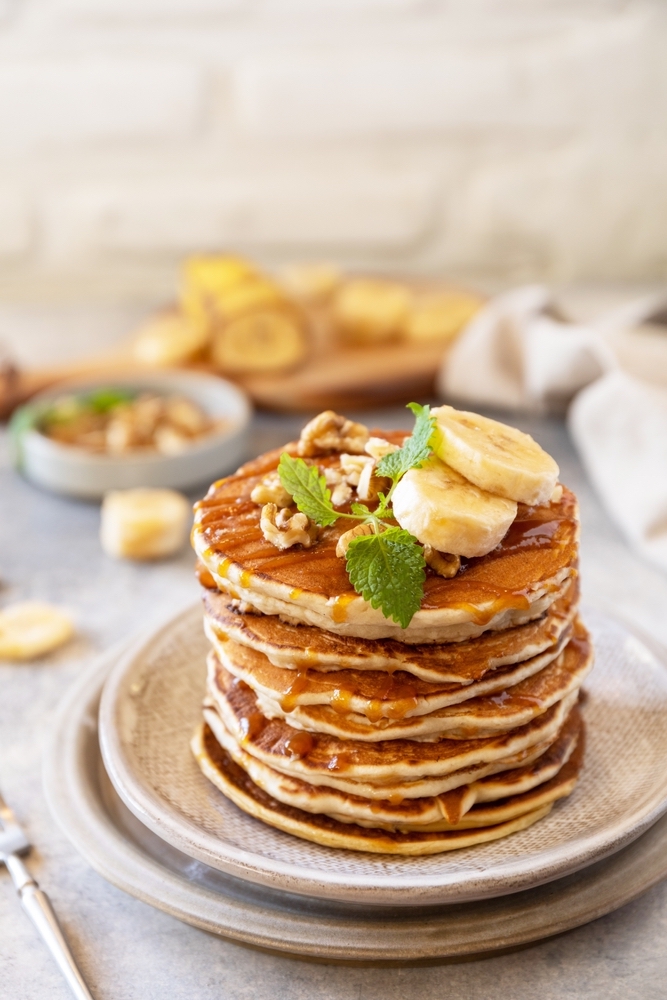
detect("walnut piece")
[297,410,369,457]
[251,472,293,508]
[365,436,399,460]
[335,522,376,558]
[339,453,372,486]
[423,545,461,579]
[260,503,318,550]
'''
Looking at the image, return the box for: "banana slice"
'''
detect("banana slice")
[210,309,307,374]
[334,279,413,343]
[432,406,559,506]
[0,602,74,661]
[101,488,191,560]
[403,291,482,344]
[392,456,517,558]
[133,310,209,366]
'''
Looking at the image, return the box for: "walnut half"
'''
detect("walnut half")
[423,545,461,579]
[250,472,293,508]
[297,410,369,457]
[260,503,318,550]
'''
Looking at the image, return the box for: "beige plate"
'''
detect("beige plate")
[95,606,667,907]
[45,635,667,961]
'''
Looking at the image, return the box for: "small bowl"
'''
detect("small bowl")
[11,371,252,499]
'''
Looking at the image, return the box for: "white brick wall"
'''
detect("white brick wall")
[0,0,664,297]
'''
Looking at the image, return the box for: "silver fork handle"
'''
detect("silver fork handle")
[5,854,95,1000]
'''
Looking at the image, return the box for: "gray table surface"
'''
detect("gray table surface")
[2,402,667,1000]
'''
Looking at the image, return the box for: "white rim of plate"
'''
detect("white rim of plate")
[44,642,667,960]
[98,604,667,906]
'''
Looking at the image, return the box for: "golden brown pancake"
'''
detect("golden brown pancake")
[192,435,579,642]
[205,657,580,797]
[209,621,591,740]
[192,722,581,854]
[199,703,582,829]
[202,579,578,682]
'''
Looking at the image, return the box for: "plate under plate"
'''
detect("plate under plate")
[94,605,667,907]
[45,639,667,961]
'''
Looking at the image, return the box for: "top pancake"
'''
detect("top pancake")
[193,435,579,643]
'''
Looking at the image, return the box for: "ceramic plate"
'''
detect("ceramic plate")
[44,644,667,961]
[97,606,667,907]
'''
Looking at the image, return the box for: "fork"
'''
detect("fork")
[0,789,95,999]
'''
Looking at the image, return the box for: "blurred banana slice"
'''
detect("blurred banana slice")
[404,291,482,344]
[133,310,209,366]
[334,279,413,343]
[0,602,74,661]
[101,488,191,560]
[433,406,559,506]
[392,456,517,558]
[184,255,259,294]
[210,309,307,374]
[279,262,341,301]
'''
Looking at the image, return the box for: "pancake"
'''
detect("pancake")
[192,436,579,642]
[211,621,592,741]
[206,612,580,725]
[192,722,562,855]
[198,704,582,829]
[205,658,580,796]
[202,579,578,682]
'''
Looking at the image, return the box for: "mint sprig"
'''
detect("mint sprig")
[277,403,438,628]
[277,453,338,526]
[346,528,426,629]
[376,402,436,483]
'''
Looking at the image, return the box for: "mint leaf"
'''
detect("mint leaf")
[376,402,436,482]
[346,527,426,629]
[277,453,339,527]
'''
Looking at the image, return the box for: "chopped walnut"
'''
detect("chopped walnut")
[336,522,376,558]
[322,466,353,508]
[250,472,293,508]
[331,481,353,507]
[365,436,399,461]
[424,545,461,579]
[260,503,318,550]
[339,453,373,486]
[357,461,390,502]
[297,410,369,457]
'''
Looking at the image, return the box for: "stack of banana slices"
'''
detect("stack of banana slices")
[191,406,592,855]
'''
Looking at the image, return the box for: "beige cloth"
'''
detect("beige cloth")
[438,285,667,413]
[437,285,667,571]
[569,371,667,572]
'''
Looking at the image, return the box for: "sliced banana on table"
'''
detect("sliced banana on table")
[403,291,481,344]
[333,279,413,343]
[432,406,559,506]
[0,602,74,661]
[132,310,210,366]
[210,309,307,375]
[101,488,191,560]
[392,456,517,559]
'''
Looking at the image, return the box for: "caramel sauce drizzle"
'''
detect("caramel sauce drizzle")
[279,671,309,713]
[283,731,315,758]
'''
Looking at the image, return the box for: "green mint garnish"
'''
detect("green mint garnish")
[376,402,437,483]
[345,527,426,629]
[277,453,338,527]
[277,402,438,627]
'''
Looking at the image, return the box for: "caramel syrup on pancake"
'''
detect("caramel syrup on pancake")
[284,731,316,758]
[195,442,578,613]
[280,671,309,712]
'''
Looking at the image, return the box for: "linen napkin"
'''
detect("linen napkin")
[436,284,667,572]
[569,370,667,573]
[437,284,667,413]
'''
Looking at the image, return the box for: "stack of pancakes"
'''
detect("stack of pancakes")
[191,432,591,855]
